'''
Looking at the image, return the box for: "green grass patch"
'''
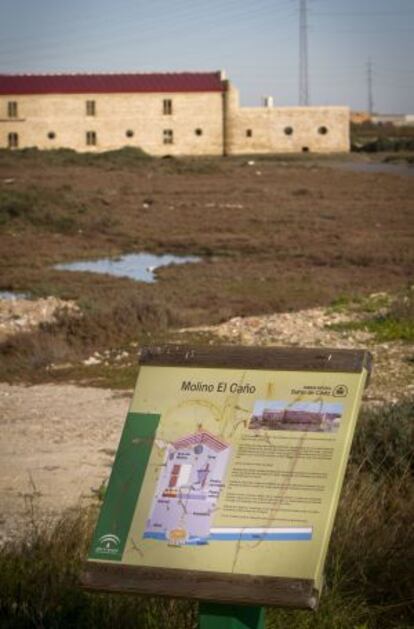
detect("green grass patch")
[328,292,391,315]
[328,290,414,342]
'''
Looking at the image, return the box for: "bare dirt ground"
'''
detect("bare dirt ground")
[1,299,412,543]
[0,383,130,544]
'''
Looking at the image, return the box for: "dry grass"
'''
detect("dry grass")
[0,400,413,628]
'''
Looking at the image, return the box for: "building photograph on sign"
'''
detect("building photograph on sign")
[249,400,343,433]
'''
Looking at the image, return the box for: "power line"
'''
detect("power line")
[367,58,374,115]
[299,0,309,105]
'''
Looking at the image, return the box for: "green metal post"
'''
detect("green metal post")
[199,603,265,629]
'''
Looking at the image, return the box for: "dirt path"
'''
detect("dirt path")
[0,383,130,543]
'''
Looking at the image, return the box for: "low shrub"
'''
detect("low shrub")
[0,147,151,168]
[0,188,78,233]
[0,507,196,629]
[0,292,177,381]
[351,399,414,476]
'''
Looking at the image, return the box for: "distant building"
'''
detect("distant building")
[371,113,408,127]
[350,110,371,124]
[0,71,350,155]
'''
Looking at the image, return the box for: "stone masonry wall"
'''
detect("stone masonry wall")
[0,91,225,156]
[225,84,350,154]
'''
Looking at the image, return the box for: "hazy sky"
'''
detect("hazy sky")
[1,0,413,113]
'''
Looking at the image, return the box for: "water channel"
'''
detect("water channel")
[328,161,414,177]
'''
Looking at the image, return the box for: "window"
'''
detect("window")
[318,126,328,135]
[8,132,18,148]
[86,131,97,146]
[195,128,203,136]
[86,100,96,116]
[125,129,134,138]
[302,146,310,153]
[163,129,173,144]
[168,464,192,489]
[163,99,172,115]
[47,131,56,140]
[8,101,18,118]
[284,126,294,135]
[246,129,253,137]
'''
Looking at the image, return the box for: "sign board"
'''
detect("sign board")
[82,345,371,610]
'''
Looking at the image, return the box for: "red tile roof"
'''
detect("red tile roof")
[172,430,230,452]
[0,72,225,95]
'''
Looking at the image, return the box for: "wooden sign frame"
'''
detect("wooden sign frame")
[82,345,371,611]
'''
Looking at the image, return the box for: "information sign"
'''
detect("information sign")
[82,345,371,610]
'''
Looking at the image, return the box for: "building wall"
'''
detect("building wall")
[0,81,350,155]
[0,91,225,155]
[225,84,350,154]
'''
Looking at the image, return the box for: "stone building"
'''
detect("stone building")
[0,71,350,155]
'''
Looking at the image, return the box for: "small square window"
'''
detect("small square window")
[86,100,96,116]
[8,101,18,118]
[163,99,172,115]
[163,129,173,144]
[8,132,18,148]
[246,129,253,137]
[195,128,203,136]
[86,131,97,146]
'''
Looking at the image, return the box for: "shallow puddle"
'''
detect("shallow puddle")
[0,291,30,300]
[54,252,200,283]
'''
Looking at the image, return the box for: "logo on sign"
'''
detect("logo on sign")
[95,533,121,555]
[333,384,348,397]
